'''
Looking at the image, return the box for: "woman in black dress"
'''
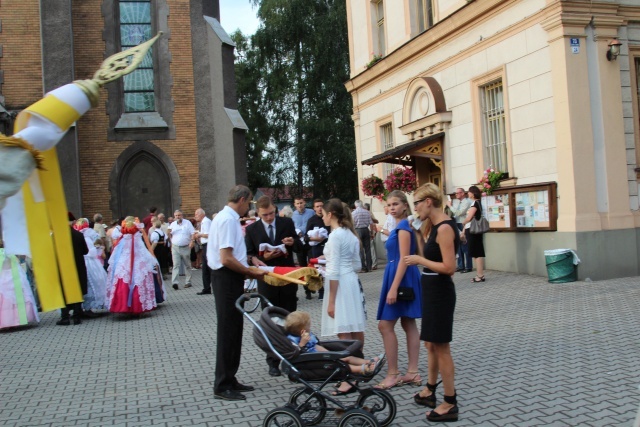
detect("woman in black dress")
[461,185,485,282]
[405,183,460,423]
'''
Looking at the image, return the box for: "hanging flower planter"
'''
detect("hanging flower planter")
[477,168,505,195]
[384,167,417,194]
[361,174,385,198]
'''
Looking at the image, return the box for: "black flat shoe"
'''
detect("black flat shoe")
[172,284,179,290]
[214,390,246,401]
[56,319,70,326]
[331,385,356,396]
[72,317,82,325]
[196,290,211,295]
[232,383,255,392]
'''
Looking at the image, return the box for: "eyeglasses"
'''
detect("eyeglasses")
[413,199,425,207]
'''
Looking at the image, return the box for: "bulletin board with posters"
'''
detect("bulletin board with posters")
[481,182,557,232]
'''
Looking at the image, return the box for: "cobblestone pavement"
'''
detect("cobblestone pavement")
[1,266,639,426]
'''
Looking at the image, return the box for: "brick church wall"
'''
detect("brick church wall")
[72,0,201,223]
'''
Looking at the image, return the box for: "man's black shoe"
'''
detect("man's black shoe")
[269,366,282,377]
[196,290,212,295]
[305,292,312,300]
[56,318,70,326]
[172,284,179,290]
[232,383,255,392]
[214,390,246,401]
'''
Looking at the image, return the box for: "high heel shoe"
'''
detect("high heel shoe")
[471,275,485,283]
[414,380,441,408]
[397,371,422,387]
[426,393,459,422]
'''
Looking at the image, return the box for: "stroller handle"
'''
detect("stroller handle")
[235,292,273,313]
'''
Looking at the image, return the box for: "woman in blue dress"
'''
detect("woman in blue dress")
[375,190,422,389]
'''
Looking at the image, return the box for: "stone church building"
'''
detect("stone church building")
[0,0,247,221]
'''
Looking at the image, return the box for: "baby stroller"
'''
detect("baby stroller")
[236,293,397,427]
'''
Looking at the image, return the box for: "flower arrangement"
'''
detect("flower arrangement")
[361,174,385,199]
[384,167,417,194]
[478,168,504,195]
[365,52,383,69]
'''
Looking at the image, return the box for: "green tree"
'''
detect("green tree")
[234,0,357,201]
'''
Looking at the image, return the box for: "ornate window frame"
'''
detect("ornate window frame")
[102,0,175,141]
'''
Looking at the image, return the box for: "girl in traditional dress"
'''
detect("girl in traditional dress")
[107,217,158,314]
[0,247,40,329]
[74,218,108,311]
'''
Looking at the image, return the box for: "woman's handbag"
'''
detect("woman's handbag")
[397,286,415,301]
[470,217,490,234]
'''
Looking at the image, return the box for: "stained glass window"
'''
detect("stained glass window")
[120,0,155,112]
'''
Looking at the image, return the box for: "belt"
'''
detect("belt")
[355,227,369,229]
[174,244,190,248]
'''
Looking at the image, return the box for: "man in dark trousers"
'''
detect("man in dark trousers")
[57,212,89,326]
[245,195,302,377]
[207,185,266,401]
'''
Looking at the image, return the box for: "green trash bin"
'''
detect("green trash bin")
[544,249,579,283]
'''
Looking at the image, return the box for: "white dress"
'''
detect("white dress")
[0,249,40,328]
[321,227,367,336]
[81,228,108,310]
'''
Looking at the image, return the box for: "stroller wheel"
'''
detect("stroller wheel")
[263,406,303,427]
[288,387,327,426]
[355,389,396,427]
[337,408,380,427]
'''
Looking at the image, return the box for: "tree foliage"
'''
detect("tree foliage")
[232,0,358,201]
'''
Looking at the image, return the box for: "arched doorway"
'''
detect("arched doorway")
[119,153,172,219]
[109,141,182,220]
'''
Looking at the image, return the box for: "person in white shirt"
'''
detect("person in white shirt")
[447,188,472,273]
[168,210,195,289]
[378,203,398,243]
[195,208,213,295]
[208,185,267,401]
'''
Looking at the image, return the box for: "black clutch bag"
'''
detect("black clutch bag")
[397,286,415,301]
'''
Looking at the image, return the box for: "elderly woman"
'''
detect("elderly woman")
[405,183,460,422]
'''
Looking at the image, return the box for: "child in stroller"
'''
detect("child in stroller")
[284,311,384,376]
[238,293,397,427]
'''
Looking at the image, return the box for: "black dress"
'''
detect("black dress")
[466,200,485,258]
[420,218,459,343]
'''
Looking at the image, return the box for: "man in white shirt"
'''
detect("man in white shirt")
[168,210,195,289]
[208,185,267,401]
[195,208,213,295]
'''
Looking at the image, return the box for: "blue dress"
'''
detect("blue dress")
[376,219,422,320]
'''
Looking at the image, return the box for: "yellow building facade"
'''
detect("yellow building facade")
[345,0,640,280]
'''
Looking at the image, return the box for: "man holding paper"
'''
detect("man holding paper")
[245,195,302,376]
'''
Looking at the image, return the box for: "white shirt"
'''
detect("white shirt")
[149,228,166,244]
[381,214,397,242]
[200,216,212,244]
[207,205,248,270]
[262,219,276,240]
[168,219,195,246]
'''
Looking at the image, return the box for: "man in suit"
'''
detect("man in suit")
[245,195,302,376]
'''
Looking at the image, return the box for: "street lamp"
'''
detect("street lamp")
[606,38,622,61]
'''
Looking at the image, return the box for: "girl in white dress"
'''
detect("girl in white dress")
[74,218,108,310]
[320,199,368,395]
[320,199,367,340]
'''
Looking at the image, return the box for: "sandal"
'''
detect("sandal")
[414,380,441,408]
[397,371,422,387]
[374,373,400,390]
[426,393,459,422]
[471,275,485,283]
[332,383,357,396]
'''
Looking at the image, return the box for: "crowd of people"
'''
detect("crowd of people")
[0,181,489,423]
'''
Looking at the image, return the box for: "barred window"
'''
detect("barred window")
[480,79,508,172]
[416,0,433,33]
[381,123,394,178]
[120,0,155,112]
